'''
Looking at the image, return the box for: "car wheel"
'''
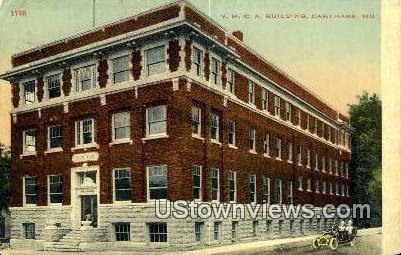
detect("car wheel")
[312,238,321,249]
[329,237,339,250]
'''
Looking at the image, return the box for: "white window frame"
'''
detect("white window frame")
[274,96,281,116]
[248,80,255,105]
[228,170,237,202]
[306,149,311,168]
[285,102,291,121]
[263,134,270,156]
[23,129,36,155]
[227,68,235,94]
[210,112,220,142]
[262,176,270,204]
[210,57,220,86]
[112,55,130,84]
[74,118,95,148]
[147,165,168,201]
[48,174,62,205]
[146,105,167,138]
[112,112,131,143]
[227,119,236,147]
[211,168,220,202]
[191,105,202,137]
[287,181,293,204]
[192,165,202,201]
[248,128,256,152]
[146,45,166,76]
[248,175,256,204]
[47,125,63,151]
[262,88,268,111]
[46,73,62,99]
[74,65,96,92]
[287,142,293,162]
[113,168,132,203]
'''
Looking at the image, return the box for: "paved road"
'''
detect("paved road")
[259,233,381,255]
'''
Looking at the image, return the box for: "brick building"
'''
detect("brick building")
[0,1,351,252]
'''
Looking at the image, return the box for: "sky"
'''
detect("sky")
[0,0,381,146]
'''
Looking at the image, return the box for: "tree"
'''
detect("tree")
[348,92,381,228]
[0,144,10,211]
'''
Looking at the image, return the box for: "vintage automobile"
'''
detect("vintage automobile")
[312,224,357,250]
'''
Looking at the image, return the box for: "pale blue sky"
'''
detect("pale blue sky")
[0,0,381,145]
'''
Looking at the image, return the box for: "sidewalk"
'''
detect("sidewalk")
[172,227,382,255]
[0,227,381,255]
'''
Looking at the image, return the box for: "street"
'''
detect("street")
[259,233,381,255]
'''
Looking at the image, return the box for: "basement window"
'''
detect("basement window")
[114,222,130,241]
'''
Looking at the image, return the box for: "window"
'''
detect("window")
[274,178,282,204]
[248,175,256,203]
[314,118,318,134]
[307,178,312,192]
[335,160,339,175]
[48,175,62,204]
[227,69,235,93]
[192,47,203,76]
[248,80,255,104]
[213,222,220,240]
[262,176,270,204]
[227,119,235,145]
[211,58,220,85]
[191,106,201,136]
[210,112,219,141]
[75,65,95,91]
[274,96,281,116]
[345,163,349,178]
[211,168,220,201]
[306,114,310,130]
[329,182,333,195]
[147,105,167,136]
[23,80,35,104]
[321,122,325,137]
[306,149,311,168]
[115,222,130,241]
[24,176,36,205]
[23,223,35,239]
[48,125,62,149]
[194,222,204,241]
[231,221,238,241]
[322,181,327,194]
[335,183,339,195]
[192,165,202,200]
[114,169,131,201]
[228,170,236,202]
[275,138,282,159]
[298,176,303,191]
[75,118,94,145]
[287,181,293,204]
[329,158,333,174]
[285,102,291,121]
[148,165,168,200]
[252,221,258,238]
[262,89,268,111]
[287,142,293,162]
[341,184,345,196]
[146,46,165,75]
[315,153,319,170]
[23,129,36,153]
[47,74,61,99]
[112,112,130,141]
[263,134,270,155]
[315,180,320,193]
[248,128,256,151]
[112,56,129,83]
[297,147,302,165]
[322,156,326,172]
[148,222,167,242]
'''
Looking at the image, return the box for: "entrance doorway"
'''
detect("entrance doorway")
[80,195,97,227]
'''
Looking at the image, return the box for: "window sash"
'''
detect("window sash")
[191,106,201,135]
[285,103,291,120]
[148,166,168,200]
[274,96,281,115]
[49,175,62,203]
[210,113,219,140]
[115,223,130,241]
[49,125,62,149]
[227,119,235,145]
[248,128,255,150]
[23,81,36,104]
[76,119,94,145]
[75,65,95,91]
[228,171,236,202]
[211,58,220,85]
[113,56,129,83]
[274,178,282,204]
[147,105,167,136]
[47,74,61,98]
[148,223,167,242]
[23,223,35,239]
[192,165,201,200]
[113,112,130,140]
[115,169,132,201]
[211,168,219,201]
[213,222,220,240]
[248,175,256,203]
[262,89,268,110]
[227,69,235,93]
[25,176,37,204]
[147,46,165,75]
[287,181,293,203]
[275,138,281,158]
[194,222,203,241]
[192,47,202,76]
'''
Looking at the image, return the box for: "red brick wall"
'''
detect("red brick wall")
[11,81,351,208]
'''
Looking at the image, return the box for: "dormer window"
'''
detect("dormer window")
[23,80,35,104]
[146,46,165,76]
[47,74,61,99]
[75,65,95,92]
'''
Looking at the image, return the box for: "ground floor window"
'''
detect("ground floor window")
[213,221,220,240]
[114,222,130,241]
[23,223,35,239]
[148,222,167,242]
[194,221,204,241]
[231,221,238,241]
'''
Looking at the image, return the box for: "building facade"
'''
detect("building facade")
[0,1,352,252]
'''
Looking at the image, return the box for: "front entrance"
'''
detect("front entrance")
[80,195,97,227]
